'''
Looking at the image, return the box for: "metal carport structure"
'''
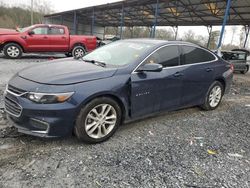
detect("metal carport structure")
[44,0,250,49]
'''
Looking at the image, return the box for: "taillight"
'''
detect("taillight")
[230,64,234,72]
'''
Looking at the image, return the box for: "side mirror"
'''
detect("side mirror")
[137,63,163,72]
[28,30,35,35]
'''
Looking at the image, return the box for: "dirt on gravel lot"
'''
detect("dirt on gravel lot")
[0,53,249,188]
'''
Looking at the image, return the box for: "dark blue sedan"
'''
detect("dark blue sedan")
[4,39,233,143]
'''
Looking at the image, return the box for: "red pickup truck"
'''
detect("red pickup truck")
[0,24,97,59]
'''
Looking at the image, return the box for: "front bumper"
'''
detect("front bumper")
[4,90,78,138]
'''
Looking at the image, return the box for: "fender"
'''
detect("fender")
[1,35,28,52]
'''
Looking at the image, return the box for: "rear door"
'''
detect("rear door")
[130,45,183,118]
[48,26,69,52]
[25,26,50,52]
[179,45,217,106]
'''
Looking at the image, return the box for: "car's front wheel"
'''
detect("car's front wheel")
[201,81,224,110]
[74,97,122,143]
[3,43,23,59]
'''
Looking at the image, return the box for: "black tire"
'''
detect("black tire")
[201,81,224,111]
[3,43,23,59]
[65,52,72,57]
[74,97,122,143]
[72,45,86,58]
[240,66,249,74]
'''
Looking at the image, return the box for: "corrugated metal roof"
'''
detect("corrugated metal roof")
[45,0,250,26]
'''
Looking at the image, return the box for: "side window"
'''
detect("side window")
[32,27,48,35]
[145,45,180,67]
[182,46,215,65]
[49,27,65,35]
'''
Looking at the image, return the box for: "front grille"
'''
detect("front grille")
[4,96,22,117]
[8,85,26,95]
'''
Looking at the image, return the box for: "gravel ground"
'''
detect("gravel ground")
[0,53,249,188]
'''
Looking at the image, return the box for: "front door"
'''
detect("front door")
[130,45,183,118]
[25,26,50,52]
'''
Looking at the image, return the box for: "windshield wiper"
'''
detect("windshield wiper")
[80,58,106,67]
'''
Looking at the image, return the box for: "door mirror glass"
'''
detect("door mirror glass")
[28,30,35,35]
[137,63,163,72]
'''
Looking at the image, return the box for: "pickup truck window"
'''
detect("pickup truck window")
[49,27,65,35]
[32,27,48,35]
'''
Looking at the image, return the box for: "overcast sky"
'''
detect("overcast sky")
[2,0,249,47]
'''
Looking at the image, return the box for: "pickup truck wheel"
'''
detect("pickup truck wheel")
[72,46,86,58]
[74,97,122,143]
[240,66,249,74]
[3,43,22,59]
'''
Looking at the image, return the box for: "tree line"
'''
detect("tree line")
[0,0,53,29]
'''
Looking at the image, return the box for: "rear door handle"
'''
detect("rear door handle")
[174,72,184,77]
[43,36,48,39]
[206,68,213,72]
[62,36,66,39]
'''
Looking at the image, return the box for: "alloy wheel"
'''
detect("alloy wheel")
[209,86,222,108]
[7,46,20,58]
[74,48,85,58]
[85,104,117,139]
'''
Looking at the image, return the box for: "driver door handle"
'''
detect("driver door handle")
[206,68,213,72]
[174,72,184,77]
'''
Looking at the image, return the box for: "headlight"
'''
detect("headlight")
[27,92,74,104]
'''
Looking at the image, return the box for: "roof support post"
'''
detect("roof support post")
[91,8,95,35]
[243,25,250,48]
[152,0,159,38]
[120,3,124,39]
[73,11,77,35]
[217,0,231,49]
[172,26,178,40]
[60,15,63,25]
[207,25,213,48]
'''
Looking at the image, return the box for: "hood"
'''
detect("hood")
[18,58,117,85]
[0,28,19,35]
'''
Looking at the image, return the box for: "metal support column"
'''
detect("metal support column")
[120,3,124,39]
[207,25,213,48]
[61,15,63,25]
[152,0,159,38]
[91,8,95,35]
[149,26,153,38]
[73,11,77,35]
[217,0,231,49]
[243,25,250,48]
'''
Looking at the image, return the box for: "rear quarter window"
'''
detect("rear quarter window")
[182,46,216,65]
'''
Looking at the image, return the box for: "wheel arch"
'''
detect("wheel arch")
[78,93,127,124]
[3,41,25,52]
[71,43,86,52]
[215,77,226,93]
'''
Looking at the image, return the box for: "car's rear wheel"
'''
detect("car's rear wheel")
[74,97,122,143]
[240,66,249,74]
[3,43,22,59]
[201,81,224,110]
[72,46,86,58]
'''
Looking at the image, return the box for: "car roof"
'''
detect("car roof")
[123,38,200,47]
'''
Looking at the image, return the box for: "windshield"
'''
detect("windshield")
[18,26,34,33]
[83,41,153,66]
